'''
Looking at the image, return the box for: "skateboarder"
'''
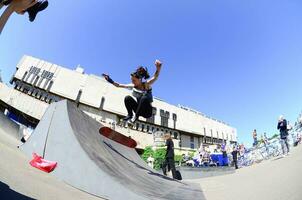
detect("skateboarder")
[103,60,162,125]
[162,133,176,179]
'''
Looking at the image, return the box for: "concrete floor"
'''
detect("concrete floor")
[0,132,104,200]
[1,129,302,200]
[193,145,302,200]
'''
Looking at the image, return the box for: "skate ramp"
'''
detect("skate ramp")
[21,100,204,200]
[0,111,21,142]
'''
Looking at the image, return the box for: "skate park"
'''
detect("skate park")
[0,100,302,200]
[1,0,302,199]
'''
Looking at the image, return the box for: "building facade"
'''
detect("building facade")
[0,55,237,152]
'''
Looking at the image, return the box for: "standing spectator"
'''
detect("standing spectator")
[231,145,239,169]
[162,133,176,179]
[277,115,290,156]
[252,129,258,147]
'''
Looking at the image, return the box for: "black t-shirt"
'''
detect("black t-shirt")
[165,139,174,158]
[232,150,238,160]
[278,119,288,139]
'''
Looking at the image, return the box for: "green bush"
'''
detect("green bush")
[174,154,183,163]
[141,146,186,170]
[141,146,167,170]
[153,148,166,170]
[141,146,154,163]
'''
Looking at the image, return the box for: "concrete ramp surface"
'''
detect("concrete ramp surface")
[21,100,204,200]
[0,111,21,142]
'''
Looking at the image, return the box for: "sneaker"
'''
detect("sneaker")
[27,0,48,22]
[129,115,138,124]
[123,115,133,121]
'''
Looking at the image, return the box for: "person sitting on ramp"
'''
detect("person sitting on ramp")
[102,59,162,125]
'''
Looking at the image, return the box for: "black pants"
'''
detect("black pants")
[162,157,176,179]
[233,159,238,169]
[124,95,152,119]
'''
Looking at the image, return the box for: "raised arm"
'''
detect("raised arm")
[102,74,133,89]
[0,5,14,34]
[147,59,162,86]
[0,0,37,35]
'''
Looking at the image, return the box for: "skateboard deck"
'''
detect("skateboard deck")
[99,126,137,148]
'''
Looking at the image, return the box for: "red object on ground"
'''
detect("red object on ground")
[99,126,137,148]
[29,153,57,173]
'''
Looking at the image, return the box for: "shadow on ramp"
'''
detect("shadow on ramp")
[0,112,21,141]
[21,100,205,200]
[0,181,36,200]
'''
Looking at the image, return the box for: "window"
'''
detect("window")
[29,74,36,84]
[173,132,178,139]
[33,76,40,86]
[40,91,48,101]
[160,109,169,127]
[190,136,194,143]
[211,129,213,144]
[43,79,50,89]
[99,97,105,110]
[172,113,177,121]
[35,90,42,99]
[22,84,30,93]
[75,90,82,107]
[172,113,177,129]
[37,76,44,87]
[46,81,53,92]
[146,107,156,124]
[22,71,28,81]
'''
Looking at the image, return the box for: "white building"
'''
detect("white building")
[0,55,237,152]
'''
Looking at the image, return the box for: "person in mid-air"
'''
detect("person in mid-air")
[103,60,162,125]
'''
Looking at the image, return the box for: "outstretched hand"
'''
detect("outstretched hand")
[102,73,109,80]
[11,0,37,14]
[102,73,115,84]
[155,59,162,69]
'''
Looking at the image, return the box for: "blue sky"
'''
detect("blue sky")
[1,0,302,146]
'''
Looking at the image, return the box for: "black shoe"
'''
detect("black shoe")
[2,0,12,5]
[27,0,48,22]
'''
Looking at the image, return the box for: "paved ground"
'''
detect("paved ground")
[0,132,104,200]
[1,127,302,200]
[193,145,302,200]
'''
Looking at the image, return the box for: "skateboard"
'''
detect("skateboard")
[99,126,137,148]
